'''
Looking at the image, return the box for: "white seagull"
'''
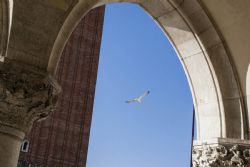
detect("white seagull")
[126,90,150,103]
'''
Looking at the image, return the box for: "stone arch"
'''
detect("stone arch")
[47,0,245,140]
[0,0,12,58]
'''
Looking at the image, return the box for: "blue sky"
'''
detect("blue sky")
[86,4,193,167]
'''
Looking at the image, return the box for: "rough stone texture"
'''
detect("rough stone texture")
[0,60,60,133]
[7,0,78,69]
[18,7,104,167]
[193,138,250,167]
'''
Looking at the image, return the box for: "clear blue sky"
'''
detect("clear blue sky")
[86,4,193,167]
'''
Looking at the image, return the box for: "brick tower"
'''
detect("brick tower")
[17,7,105,167]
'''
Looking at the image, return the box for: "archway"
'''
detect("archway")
[48,0,245,140]
[0,1,248,166]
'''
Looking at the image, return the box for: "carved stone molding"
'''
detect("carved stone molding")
[193,138,250,167]
[0,61,61,133]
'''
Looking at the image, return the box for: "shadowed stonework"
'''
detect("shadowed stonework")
[17,6,105,167]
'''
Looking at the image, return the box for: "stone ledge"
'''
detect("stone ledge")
[194,138,250,147]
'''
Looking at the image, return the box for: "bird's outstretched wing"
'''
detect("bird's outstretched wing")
[126,99,139,103]
[126,90,150,103]
[137,90,150,101]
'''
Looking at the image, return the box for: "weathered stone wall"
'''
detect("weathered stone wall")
[18,6,105,167]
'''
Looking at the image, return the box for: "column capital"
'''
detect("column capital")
[0,61,61,133]
[193,138,250,167]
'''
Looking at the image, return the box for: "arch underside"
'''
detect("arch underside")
[0,0,11,59]
[2,0,247,140]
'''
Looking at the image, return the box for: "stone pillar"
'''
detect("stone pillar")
[0,125,25,167]
[0,60,60,167]
[192,138,250,167]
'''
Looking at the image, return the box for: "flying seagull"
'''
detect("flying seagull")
[126,90,150,103]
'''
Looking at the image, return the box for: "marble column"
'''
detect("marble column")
[0,61,60,167]
[193,138,250,167]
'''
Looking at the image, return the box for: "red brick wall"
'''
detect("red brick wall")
[18,6,105,167]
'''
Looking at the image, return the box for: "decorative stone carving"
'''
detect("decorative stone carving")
[193,143,250,167]
[0,61,61,133]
